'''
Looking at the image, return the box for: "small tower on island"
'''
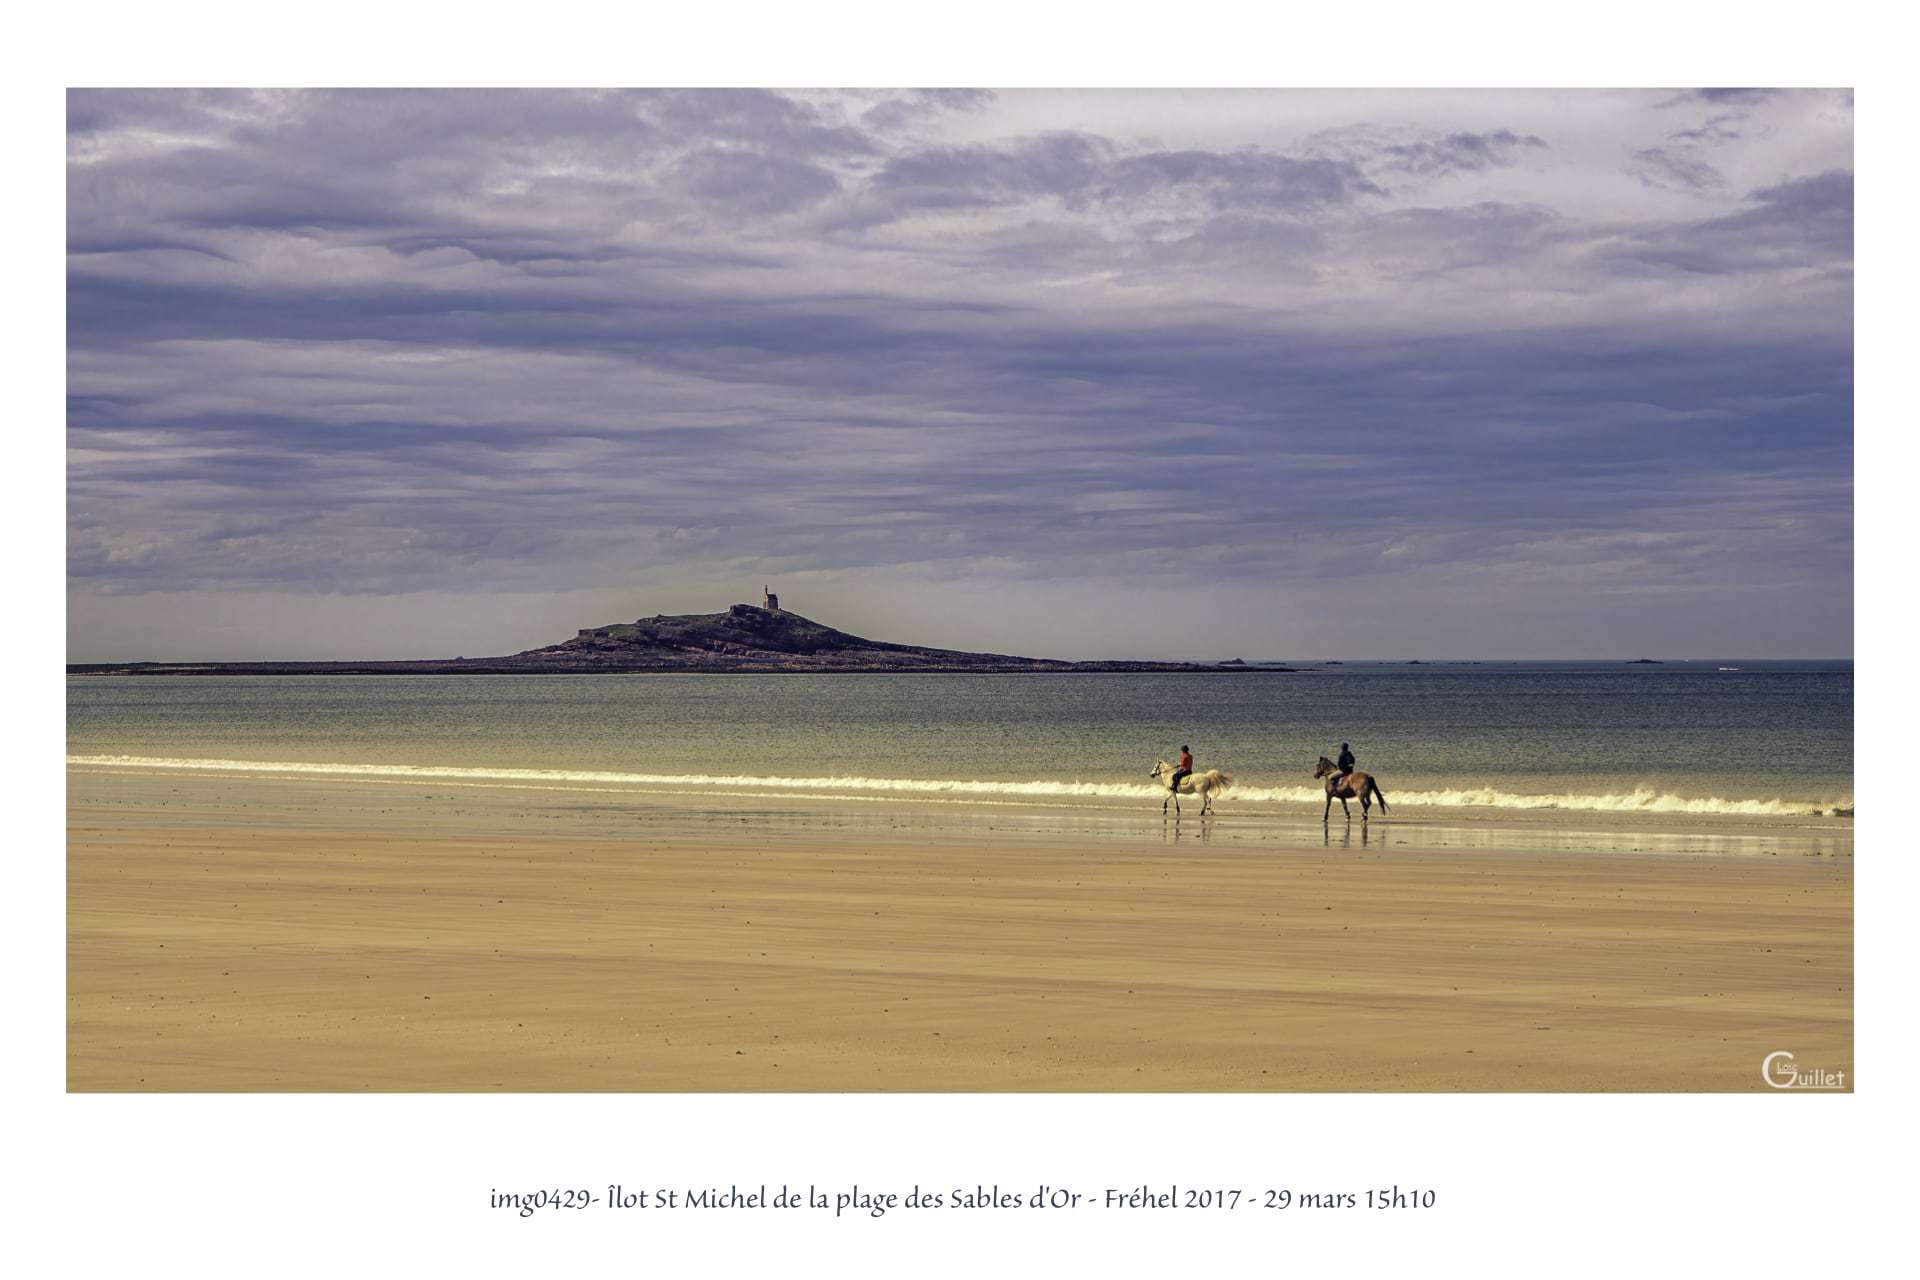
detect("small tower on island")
[763,584,780,612]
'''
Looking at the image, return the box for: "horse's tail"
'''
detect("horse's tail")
[1370,778,1388,813]
[1213,770,1233,791]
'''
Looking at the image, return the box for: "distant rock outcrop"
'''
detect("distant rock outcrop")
[524,604,1238,672]
[70,604,1301,675]
[539,603,1055,671]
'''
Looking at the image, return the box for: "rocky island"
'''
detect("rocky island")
[69,601,1298,675]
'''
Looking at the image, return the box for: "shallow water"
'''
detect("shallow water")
[68,661,1852,817]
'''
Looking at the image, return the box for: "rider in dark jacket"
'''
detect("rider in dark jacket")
[1329,743,1355,792]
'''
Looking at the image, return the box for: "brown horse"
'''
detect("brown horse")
[1150,760,1233,816]
[1314,756,1389,822]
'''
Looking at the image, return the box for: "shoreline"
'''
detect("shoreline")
[68,761,1853,852]
[68,767,1852,1092]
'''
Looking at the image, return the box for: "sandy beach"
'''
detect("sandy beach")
[67,768,1853,1092]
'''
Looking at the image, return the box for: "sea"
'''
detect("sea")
[67,660,1852,818]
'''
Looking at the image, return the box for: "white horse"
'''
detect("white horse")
[1150,760,1233,816]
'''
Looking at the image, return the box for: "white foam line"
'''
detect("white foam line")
[66,767,1143,812]
[66,755,1850,815]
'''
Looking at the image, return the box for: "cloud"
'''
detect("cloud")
[1668,113,1748,145]
[1591,169,1852,278]
[1656,88,1787,110]
[673,146,843,216]
[1687,88,1785,106]
[846,132,1383,230]
[1303,123,1548,192]
[1626,146,1727,193]
[1707,169,1853,245]
[66,89,1854,659]
[858,88,996,133]
[1371,128,1547,177]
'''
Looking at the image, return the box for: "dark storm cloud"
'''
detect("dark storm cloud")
[66,89,1852,656]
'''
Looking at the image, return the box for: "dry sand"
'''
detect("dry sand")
[67,770,1852,1092]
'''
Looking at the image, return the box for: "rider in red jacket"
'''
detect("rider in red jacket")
[1169,746,1193,793]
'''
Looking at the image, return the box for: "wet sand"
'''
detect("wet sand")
[67,769,1853,1091]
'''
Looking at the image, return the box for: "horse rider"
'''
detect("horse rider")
[1328,742,1356,793]
[1168,745,1194,794]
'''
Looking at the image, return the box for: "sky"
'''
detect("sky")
[66,86,1854,662]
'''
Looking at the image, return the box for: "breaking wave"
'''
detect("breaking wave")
[67,754,1850,817]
